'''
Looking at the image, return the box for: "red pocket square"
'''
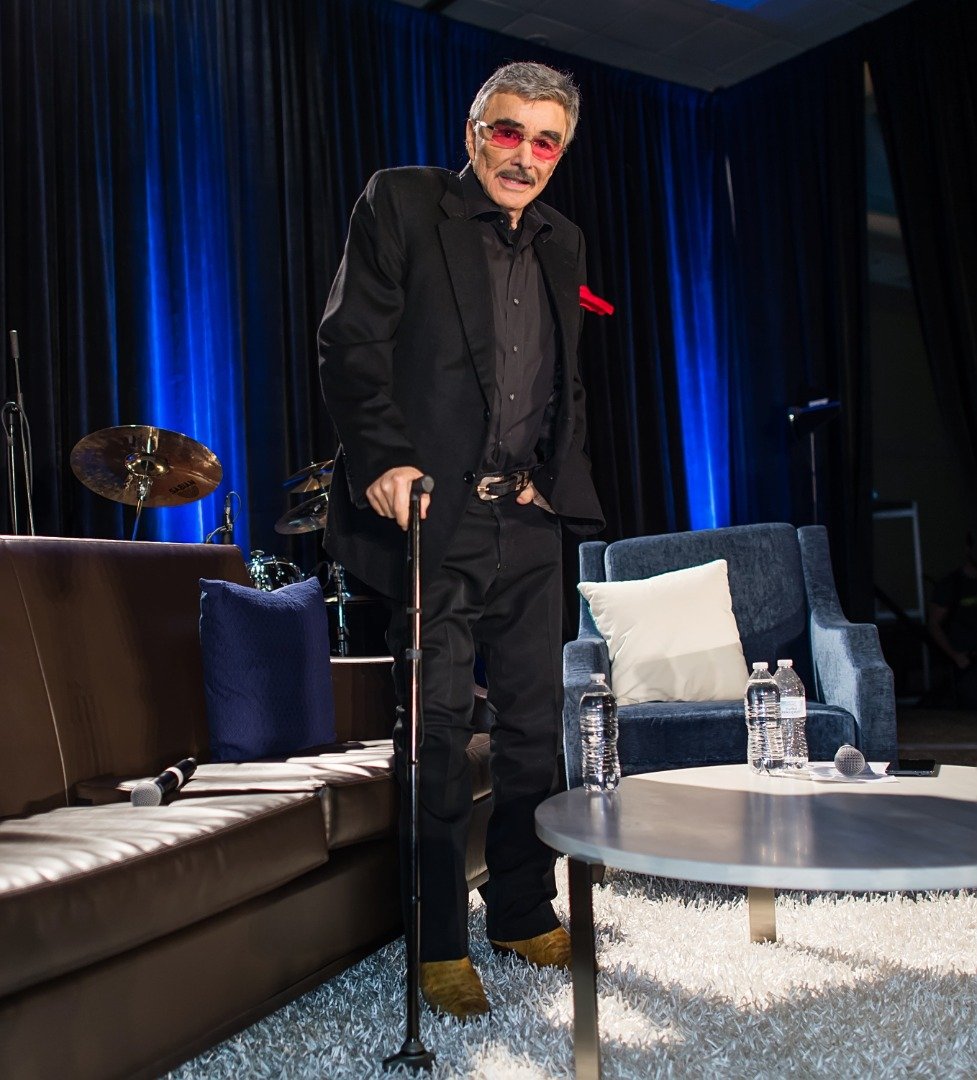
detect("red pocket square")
[579,284,615,316]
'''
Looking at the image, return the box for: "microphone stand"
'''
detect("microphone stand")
[383,474,435,1074]
[204,491,238,544]
[2,330,36,535]
[330,561,350,657]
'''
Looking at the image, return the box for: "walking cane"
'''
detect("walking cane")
[383,474,435,1073]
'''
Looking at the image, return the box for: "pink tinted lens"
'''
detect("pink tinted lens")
[489,127,561,160]
[530,138,560,160]
[489,126,522,148]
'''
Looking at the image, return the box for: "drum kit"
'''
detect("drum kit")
[70,426,377,656]
[271,457,355,656]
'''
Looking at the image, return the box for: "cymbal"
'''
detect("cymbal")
[70,425,222,507]
[275,491,329,534]
[283,459,334,494]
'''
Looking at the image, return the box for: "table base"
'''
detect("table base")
[568,866,781,1078]
[748,886,777,942]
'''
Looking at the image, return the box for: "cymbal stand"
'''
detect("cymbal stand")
[383,474,435,1074]
[330,562,350,656]
[124,430,165,541]
[3,331,35,535]
[129,478,153,541]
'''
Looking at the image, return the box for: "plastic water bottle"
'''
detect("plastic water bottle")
[580,674,620,792]
[773,659,809,771]
[744,662,784,774]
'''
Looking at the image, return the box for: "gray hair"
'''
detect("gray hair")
[469,62,581,147]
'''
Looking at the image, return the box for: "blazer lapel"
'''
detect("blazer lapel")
[439,188,495,406]
[534,234,579,360]
[535,233,580,457]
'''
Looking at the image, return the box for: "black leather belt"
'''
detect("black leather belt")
[474,468,533,501]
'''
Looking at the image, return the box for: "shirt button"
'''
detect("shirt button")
[463,471,475,484]
[482,407,491,421]
[512,345,519,353]
[509,393,515,401]
[513,298,520,305]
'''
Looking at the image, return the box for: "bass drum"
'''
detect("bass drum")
[247,550,305,592]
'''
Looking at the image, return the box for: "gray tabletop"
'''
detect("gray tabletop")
[536,764,977,892]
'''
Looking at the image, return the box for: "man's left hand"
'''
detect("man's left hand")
[515,482,535,505]
[517,483,554,514]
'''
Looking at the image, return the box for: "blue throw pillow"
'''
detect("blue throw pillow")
[199,576,336,762]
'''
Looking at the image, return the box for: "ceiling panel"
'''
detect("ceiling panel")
[391,0,916,90]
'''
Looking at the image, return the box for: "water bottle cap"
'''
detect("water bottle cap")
[751,662,767,671]
[590,673,606,682]
[777,658,793,667]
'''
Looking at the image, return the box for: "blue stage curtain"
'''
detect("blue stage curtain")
[0,0,716,562]
[1,0,880,617]
[717,37,872,616]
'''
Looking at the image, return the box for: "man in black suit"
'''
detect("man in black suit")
[319,61,603,1020]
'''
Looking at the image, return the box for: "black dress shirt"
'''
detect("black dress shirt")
[460,166,558,475]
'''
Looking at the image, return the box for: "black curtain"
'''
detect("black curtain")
[866,0,977,508]
[718,37,872,618]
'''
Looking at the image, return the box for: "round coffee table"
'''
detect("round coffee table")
[535,764,977,1079]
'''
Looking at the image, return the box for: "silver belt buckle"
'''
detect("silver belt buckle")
[475,474,506,501]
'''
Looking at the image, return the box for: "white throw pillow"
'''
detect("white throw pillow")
[578,559,748,705]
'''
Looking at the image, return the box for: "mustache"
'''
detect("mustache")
[499,168,533,184]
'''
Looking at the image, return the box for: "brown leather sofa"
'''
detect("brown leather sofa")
[0,535,491,1079]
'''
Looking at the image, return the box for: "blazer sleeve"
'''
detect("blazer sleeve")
[318,172,419,507]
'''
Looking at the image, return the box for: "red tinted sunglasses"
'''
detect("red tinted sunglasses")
[470,119,564,161]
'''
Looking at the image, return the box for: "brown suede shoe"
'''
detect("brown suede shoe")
[419,957,491,1021]
[489,925,572,970]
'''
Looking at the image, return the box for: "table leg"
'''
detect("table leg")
[748,886,776,942]
[568,857,601,1080]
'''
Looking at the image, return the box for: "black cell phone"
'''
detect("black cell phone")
[885,758,940,776]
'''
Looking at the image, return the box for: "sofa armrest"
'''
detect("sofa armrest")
[562,636,610,789]
[807,618,897,761]
[799,526,898,762]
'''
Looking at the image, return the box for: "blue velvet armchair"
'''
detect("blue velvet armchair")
[563,523,898,787]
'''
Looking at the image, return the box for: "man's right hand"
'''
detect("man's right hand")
[365,466,431,531]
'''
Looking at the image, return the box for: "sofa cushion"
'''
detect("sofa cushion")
[76,735,493,850]
[200,576,336,761]
[578,560,748,705]
[616,700,856,774]
[0,791,328,998]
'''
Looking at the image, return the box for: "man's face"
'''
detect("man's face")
[465,92,568,226]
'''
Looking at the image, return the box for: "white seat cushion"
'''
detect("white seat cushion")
[578,559,748,704]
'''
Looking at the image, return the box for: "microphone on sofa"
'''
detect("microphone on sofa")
[130,758,198,807]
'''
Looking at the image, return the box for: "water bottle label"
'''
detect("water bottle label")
[780,698,806,718]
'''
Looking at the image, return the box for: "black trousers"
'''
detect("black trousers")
[388,494,564,961]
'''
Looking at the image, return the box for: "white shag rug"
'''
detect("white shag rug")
[168,862,977,1079]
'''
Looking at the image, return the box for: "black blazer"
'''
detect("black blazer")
[318,166,603,599]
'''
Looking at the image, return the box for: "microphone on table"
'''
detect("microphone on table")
[833,744,866,777]
[131,757,198,807]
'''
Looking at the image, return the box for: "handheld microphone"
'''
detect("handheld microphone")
[131,757,197,806]
[833,744,866,777]
[222,492,233,544]
[8,330,25,410]
[410,475,434,496]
